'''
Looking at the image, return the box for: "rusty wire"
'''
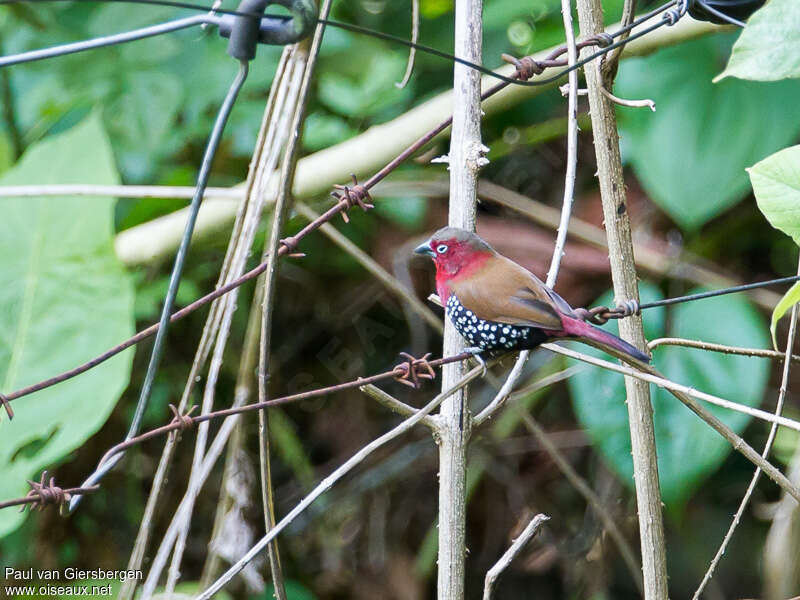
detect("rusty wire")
[0,472,98,512]
[86,351,465,477]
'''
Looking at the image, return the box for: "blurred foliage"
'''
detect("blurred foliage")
[0,0,799,598]
[616,35,800,230]
[569,283,769,507]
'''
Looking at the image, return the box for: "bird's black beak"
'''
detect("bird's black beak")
[414,240,435,257]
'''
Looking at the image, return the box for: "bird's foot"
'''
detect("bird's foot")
[464,346,487,377]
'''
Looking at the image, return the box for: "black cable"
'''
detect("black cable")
[640,275,800,311]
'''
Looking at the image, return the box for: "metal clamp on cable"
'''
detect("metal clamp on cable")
[221,0,318,59]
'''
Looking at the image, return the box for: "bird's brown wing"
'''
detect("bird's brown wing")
[448,254,567,330]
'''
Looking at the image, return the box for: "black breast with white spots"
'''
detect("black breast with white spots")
[445,294,549,351]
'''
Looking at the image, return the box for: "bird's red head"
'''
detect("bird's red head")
[414,227,494,299]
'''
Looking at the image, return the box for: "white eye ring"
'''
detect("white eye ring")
[436,244,448,254]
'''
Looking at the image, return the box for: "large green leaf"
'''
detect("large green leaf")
[568,283,769,505]
[0,114,134,537]
[717,0,800,82]
[748,144,800,245]
[616,35,800,231]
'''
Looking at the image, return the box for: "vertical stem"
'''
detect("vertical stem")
[575,1,669,598]
[437,0,482,597]
[257,0,332,593]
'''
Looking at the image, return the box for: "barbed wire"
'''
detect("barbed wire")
[0,351,467,512]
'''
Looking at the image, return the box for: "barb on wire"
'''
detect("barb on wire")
[0,472,98,512]
[392,352,436,389]
[332,174,374,224]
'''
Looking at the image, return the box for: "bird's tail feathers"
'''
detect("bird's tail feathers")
[560,316,651,364]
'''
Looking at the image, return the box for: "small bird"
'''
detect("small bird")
[414,226,650,364]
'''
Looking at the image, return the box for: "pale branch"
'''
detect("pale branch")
[163,46,309,595]
[599,85,656,110]
[543,343,800,432]
[196,365,485,600]
[547,0,580,285]
[576,0,668,595]
[482,513,551,600]
[692,259,800,600]
[359,384,438,430]
[649,337,800,363]
[436,0,482,596]
[541,343,800,503]
[140,400,248,599]
[520,414,643,592]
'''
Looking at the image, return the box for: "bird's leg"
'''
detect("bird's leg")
[464,346,487,377]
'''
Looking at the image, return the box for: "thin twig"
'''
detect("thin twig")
[692,260,800,600]
[395,0,418,89]
[482,513,551,600]
[520,414,643,592]
[599,85,655,110]
[162,48,309,595]
[200,285,265,588]
[196,364,486,599]
[649,337,800,363]
[541,342,800,502]
[255,7,333,594]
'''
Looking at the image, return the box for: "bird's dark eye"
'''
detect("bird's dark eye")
[436,244,448,254]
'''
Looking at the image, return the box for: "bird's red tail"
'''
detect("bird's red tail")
[558,316,651,364]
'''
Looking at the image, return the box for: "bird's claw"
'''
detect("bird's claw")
[465,346,487,377]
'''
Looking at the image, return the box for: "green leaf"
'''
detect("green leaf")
[616,35,800,230]
[770,281,800,350]
[0,114,134,537]
[374,196,428,230]
[717,0,800,82]
[569,282,769,506]
[748,144,800,245]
